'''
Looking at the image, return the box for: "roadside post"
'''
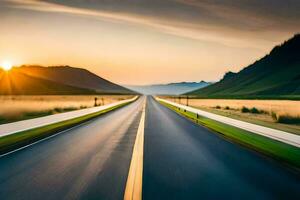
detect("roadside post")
[186,95,189,106]
[94,97,98,107]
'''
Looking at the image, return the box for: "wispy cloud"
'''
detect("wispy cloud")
[6,0,296,48]
[1,0,299,84]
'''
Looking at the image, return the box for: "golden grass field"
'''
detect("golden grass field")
[163,97,300,134]
[0,95,133,123]
[187,99,300,117]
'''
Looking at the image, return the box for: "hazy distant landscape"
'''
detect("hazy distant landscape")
[126,81,211,95]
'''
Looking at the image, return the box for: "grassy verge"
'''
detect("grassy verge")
[0,107,82,125]
[0,101,132,155]
[191,106,300,135]
[159,100,300,170]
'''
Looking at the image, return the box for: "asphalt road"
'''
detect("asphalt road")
[1,96,300,200]
[143,96,300,199]
[0,98,144,200]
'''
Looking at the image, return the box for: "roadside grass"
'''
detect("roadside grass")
[193,103,300,135]
[0,107,85,125]
[159,100,300,170]
[196,106,300,135]
[0,101,132,155]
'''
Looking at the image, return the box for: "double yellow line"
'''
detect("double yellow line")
[124,99,146,200]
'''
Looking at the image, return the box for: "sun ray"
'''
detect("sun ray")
[1,61,13,71]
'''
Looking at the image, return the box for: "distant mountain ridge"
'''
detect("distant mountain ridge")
[0,65,135,95]
[126,81,210,95]
[187,34,300,98]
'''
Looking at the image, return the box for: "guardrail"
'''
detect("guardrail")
[156,97,300,148]
[0,96,138,138]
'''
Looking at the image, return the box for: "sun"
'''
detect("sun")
[1,61,13,71]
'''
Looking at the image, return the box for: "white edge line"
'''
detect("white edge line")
[0,121,89,158]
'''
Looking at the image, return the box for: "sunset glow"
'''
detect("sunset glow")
[0,1,299,197]
[0,0,299,84]
[1,61,13,71]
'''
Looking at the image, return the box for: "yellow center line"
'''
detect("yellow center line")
[124,98,146,200]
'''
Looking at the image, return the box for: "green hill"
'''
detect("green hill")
[187,34,300,99]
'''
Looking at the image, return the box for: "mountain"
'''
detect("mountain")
[126,81,210,95]
[0,65,135,95]
[16,65,135,94]
[187,34,300,98]
[0,68,94,95]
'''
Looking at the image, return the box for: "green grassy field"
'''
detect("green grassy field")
[159,100,300,170]
[0,101,132,155]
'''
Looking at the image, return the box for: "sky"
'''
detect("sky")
[0,0,299,85]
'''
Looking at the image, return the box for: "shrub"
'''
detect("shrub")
[215,105,221,109]
[276,114,300,124]
[225,106,230,110]
[271,112,278,121]
[250,107,260,114]
[241,106,264,114]
[241,106,250,113]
